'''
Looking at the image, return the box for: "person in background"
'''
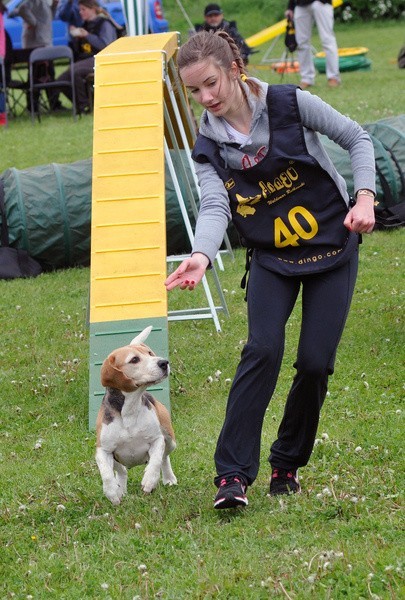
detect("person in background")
[55,0,84,32]
[285,0,340,88]
[165,31,375,510]
[0,0,6,125]
[54,0,118,113]
[195,3,252,65]
[11,0,55,49]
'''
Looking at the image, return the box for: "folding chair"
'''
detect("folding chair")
[4,42,31,118]
[29,45,77,123]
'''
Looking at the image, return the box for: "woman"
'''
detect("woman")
[165,31,375,509]
[55,0,119,113]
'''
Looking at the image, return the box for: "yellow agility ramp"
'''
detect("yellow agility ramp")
[246,0,343,48]
[89,33,178,429]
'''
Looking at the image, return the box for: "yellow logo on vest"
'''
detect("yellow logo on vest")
[236,193,262,217]
[225,179,235,190]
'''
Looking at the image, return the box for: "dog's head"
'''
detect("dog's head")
[100,326,170,393]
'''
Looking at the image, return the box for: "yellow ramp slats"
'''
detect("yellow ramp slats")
[89,33,179,324]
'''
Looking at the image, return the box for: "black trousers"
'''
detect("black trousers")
[214,250,359,486]
[56,56,94,111]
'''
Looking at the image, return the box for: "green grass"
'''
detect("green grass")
[0,233,404,599]
[0,15,404,600]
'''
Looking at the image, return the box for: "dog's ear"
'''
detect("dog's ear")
[101,353,135,392]
[130,325,153,346]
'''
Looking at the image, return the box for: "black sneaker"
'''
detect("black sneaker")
[214,476,248,509]
[269,468,301,496]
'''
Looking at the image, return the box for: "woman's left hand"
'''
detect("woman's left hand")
[344,194,375,234]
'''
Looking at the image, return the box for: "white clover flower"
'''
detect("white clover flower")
[214,370,222,379]
[134,522,141,529]
[355,446,362,453]
[56,504,66,511]
[321,432,329,441]
[100,583,109,590]
[307,574,316,583]
[138,564,147,572]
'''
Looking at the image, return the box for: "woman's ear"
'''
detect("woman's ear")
[230,61,239,80]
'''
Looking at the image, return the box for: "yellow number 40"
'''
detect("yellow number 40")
[274,206,319,248]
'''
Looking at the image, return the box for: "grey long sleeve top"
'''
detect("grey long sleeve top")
[192,79,376,265]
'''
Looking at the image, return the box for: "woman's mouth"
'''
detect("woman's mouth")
[207,102,222,112]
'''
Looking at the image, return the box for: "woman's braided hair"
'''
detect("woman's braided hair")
[177,30,261,98]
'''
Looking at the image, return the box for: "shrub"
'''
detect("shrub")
[336,0,405,22]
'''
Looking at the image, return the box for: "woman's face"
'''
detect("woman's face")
[79,4,97,20]
[180,58,239,118]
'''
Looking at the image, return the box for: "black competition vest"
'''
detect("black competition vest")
[192,84,358,275]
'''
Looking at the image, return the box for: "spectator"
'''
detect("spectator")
[195,3,252,65]
[285,0,340,88]
[55,0,84,32]
[54,0,119,113]
[11,0,55,49]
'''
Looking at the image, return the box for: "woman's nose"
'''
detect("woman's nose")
[200,87,213,104]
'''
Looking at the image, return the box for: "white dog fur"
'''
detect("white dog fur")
[95,326,177,505]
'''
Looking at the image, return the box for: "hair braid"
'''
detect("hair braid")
[177,31,261,98]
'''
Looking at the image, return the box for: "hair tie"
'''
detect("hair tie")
[240,74,248,82]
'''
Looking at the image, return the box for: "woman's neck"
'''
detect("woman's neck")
[223,85,252,135]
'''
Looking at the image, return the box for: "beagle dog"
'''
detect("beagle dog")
[95,326,177,505]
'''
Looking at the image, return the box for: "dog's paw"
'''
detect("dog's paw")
[163,474,177,486]
[103,483,122,505]
[141,481,156,494]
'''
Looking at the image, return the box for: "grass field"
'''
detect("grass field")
[0,14,404,600]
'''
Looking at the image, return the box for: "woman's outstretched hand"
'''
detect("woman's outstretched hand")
[164,252,210,291]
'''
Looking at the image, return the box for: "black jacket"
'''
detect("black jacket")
[287,0,331,9]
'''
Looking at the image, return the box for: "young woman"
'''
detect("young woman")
[55,0,119,113]
[165,31,375,509]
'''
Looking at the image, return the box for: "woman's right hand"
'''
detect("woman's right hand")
[164,253,210,291]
